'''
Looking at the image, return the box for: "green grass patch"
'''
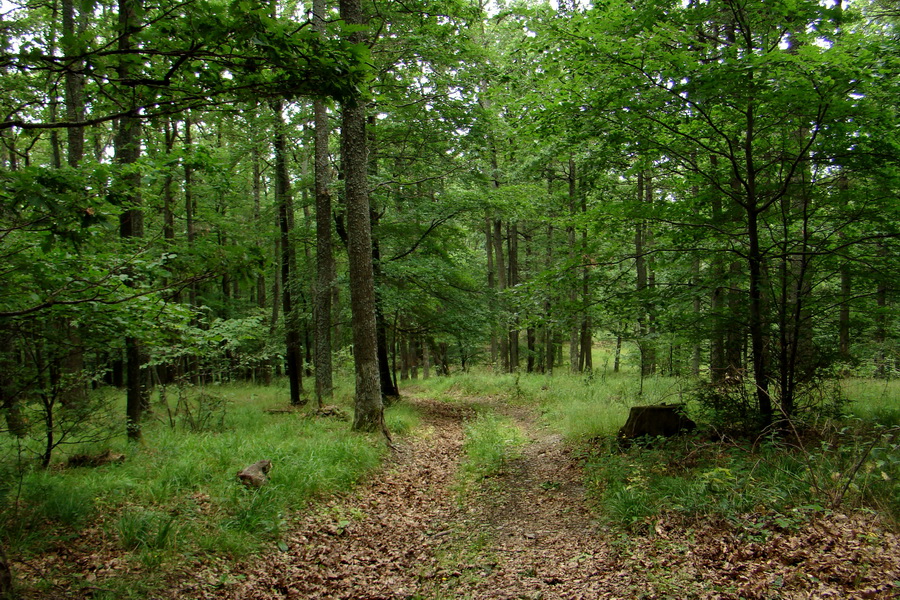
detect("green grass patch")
[584,422,900,533]
[0,379,418,595]
[844,378,900,426]
[459,411,526,481]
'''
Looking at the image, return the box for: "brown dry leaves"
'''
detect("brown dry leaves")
[19,395,900,599]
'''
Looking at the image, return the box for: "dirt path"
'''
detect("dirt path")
[171,396,615,599]
[169,395,900,600]
[439,404,613,600]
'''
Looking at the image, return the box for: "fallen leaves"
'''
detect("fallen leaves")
[14,395,900,599]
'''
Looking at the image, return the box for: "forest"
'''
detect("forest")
[0,0,899,598]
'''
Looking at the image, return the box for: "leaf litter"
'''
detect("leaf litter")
[15,396,900,599]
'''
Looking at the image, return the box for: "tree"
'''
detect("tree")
[339,0,386,436]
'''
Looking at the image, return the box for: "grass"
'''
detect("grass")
[0,378,418,596]
[404,363,900,533]
[460,411,526,480]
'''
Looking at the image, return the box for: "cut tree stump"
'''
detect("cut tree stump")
[237,460,272,487]
[618,404,696,447]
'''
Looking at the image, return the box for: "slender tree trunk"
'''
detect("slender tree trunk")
[116,0,147,441]
[273,101,304,405]
[567,158,579,372]
[837,175,851,362]
[524,228,536,373]
[493,219,508,371]
[368,115,398,400]
[544,219,555,374]
[313,0,334,406]
[508,221,519,372]
[486,217,497,366]
[341,0,385,436]
[579,186,592,372]
[635,172,651,377]
[691,256,702,376]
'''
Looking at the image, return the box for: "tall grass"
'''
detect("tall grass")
[402,366,688,443]
[460,412,526,480]
[0,379,418,584]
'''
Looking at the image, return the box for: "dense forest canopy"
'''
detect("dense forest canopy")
[0,0,897,447]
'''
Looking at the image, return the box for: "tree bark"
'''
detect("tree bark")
[340,0,385,436]
[313,0,334,407]
[116,0,147,441]
[486,217,497,365]
[493,219,508,371]
[272,101,304,406]
[568,158,579,373]
[508,221,519,372]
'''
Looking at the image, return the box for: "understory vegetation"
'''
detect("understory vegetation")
[0,380,417,597]
[0,358,896,597]
[419,361,900,533]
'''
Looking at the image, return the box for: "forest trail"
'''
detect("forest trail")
[169,395,900,600]
[171,395,617,600]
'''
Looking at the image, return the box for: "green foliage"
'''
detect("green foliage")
[460,412,526,480]
[583,418,900,533]
[116,509,178,551]
[0,382,418,571]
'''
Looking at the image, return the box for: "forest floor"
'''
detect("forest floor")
[158,392,900,600]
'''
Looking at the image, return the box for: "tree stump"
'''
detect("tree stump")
[618,404,696,447]
[237,460,272,487]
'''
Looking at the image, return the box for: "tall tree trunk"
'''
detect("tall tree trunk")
[543,218,555,374]
[644,173,657,375]
[691,255,702,376]
[524,228,535,373]
[367,115,398,400]
[635,172,651,377]
[508,221,519,372]
[579,183,592,372]
[340,0,385,436]
[313,0,334,406]
[116,0,147,441]
[838,178,851,362]
[272,101,304,406]
[486,217,497,365]
[493,219,508,371]
[58,0,88,407]
[567,158,579,372]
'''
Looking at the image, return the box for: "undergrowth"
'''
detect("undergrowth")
[582,422,900,534]
[0,379,418,596]
[459,411,526,481]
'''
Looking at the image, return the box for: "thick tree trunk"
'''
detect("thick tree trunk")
[340,0,385,436]
[273,101,304,406]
